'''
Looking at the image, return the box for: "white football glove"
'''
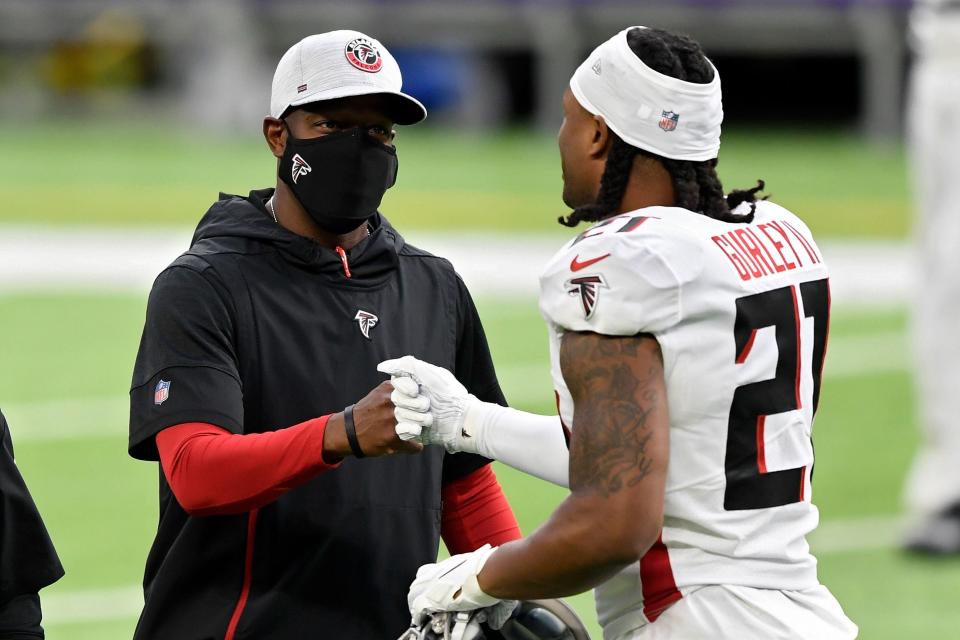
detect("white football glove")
[382,356,571,487]
[378,356,482,453]
[390,375,432,441]
[407,545,517,630]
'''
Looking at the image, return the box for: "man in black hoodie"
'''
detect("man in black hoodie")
[127,30,521,640]
[0,410,64,639]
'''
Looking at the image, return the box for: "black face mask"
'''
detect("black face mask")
[279,127,398,234]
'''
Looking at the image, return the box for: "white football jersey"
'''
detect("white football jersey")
[539,200,830,637]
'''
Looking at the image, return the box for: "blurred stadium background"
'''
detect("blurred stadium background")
[1,1,957,638]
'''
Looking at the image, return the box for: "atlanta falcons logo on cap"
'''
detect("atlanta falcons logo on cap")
[291,153,312,184]
[345,38,383,73]
[354,310,379,339]
[566,274,607,319]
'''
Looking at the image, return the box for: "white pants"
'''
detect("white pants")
[612,585,857,640]
[904,13,960,516]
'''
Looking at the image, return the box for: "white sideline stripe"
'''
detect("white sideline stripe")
[0,226,913,308]
[3,395,129,442]
[42,585,142,626]
[38,515,902,627]
[819,330,907,378]
[3,330,908,444]
[807,515,904,554]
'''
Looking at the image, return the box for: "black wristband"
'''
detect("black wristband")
[343,404,365,458]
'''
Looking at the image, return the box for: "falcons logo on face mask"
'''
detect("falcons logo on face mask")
[354,310,379,339]
[566,274,607,319]
[291,153,312,184]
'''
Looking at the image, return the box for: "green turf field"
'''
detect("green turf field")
[0,123,909,238]
[0,123,938,639]
[1,289,955,640]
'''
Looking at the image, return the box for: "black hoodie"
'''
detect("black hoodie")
[129,190,505,640]
[0,410,64,639]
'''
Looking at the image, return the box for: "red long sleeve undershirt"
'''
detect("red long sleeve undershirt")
[155,419,340,517]
[441,464,521,553]
[155,422,522,552]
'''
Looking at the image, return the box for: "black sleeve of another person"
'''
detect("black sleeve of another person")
[129,262,244,461]
[441,276,508,485]
[0,411,64,639]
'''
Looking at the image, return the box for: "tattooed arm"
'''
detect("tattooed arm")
[475,331,669,600]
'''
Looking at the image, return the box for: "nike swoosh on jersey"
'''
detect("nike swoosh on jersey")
[570,253,611,272]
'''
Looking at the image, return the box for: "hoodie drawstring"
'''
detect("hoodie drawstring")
[335,246,352,279]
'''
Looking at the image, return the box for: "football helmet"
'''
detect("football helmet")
[397,599,591,640]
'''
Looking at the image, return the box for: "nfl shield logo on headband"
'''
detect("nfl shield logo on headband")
[659,110,680,132]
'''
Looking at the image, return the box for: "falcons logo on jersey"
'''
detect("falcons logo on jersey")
[354,310,378,339]
[291,153,312,184]
[566,274,607,319]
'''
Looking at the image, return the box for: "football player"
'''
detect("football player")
[0,410,63,637]
[902,0,960,554]
[381,26,858,638]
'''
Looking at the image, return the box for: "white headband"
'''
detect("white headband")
[569,27,723,161]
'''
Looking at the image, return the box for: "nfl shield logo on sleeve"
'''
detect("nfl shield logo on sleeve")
[154,380,171,405]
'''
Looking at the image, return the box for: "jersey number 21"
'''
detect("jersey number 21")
[725,278,829,511]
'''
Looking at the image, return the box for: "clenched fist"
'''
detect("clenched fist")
[322,380,425,459]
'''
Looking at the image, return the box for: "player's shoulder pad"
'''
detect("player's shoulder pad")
[539,208,705,336]
[749,199,827,269]
[754,199,814,236]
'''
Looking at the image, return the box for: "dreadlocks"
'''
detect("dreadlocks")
[559,28,765,228]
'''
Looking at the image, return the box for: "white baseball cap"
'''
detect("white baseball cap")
[270,30,427,125]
